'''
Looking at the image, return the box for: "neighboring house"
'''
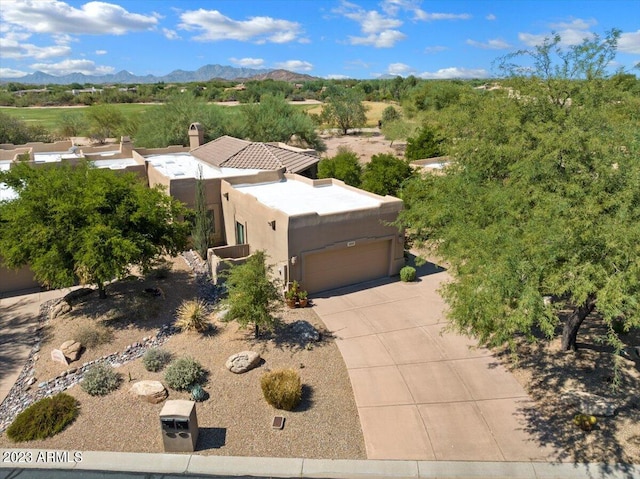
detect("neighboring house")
[0,125,404,297]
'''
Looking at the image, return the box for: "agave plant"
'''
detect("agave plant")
[190,384,208,402]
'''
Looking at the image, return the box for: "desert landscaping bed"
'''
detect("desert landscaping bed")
[0,256,366,458]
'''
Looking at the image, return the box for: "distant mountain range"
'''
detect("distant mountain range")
[0,64,318,85]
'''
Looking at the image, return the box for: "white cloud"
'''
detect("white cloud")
[0,0,158,35]
[95,49,107,55]
[414,10,471,21]
[275,60,313,72]
[335,1,405,48]
[230,57,265,68]
[0,68,28,78]
[162,28,180,40]
[424,45,448,54]
[387,62,414,76]
[519,17,597,47]
[419,67,488,79]
[466,38,511,50]
[326,74,350,79]
[0,36,71,59]
[179,9,302,43]
[29,59,115,76]
[349,30,406,48]
[486,14,496,21]
[619,30,640,54]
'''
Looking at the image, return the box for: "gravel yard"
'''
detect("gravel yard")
[0,256,366,458]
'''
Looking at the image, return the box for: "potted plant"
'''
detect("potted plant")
[297,290,308,308]
[285,288,297,308]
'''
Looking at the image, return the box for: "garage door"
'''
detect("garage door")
[303,240,391,294]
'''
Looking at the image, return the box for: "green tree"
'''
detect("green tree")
[361,153,414,197]
[399,30,640,356]
[317,146,362,187]
[85,104,126,143]
[0,112,53,144]
[381,105,401,124]
[0,161,189,298]
[58,111,86,138]
[191,166,214,260]
[405,125,445,161]
[381,119,419,146]
[321,85,368,134]
[241,93,325,151]
[220,250,282,338]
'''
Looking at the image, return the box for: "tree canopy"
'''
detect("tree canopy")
[219,250,282,338]
[399,30,640,355]
[317,146,362,187]
[0,161,189,298]
[321,85,368,134]
[361,153,414,197]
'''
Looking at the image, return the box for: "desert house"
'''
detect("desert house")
[0,125,404,296]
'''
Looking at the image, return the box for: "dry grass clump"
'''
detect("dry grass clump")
[175,299,210,332]
[7,394,78,442]
[74,323,113,348]
[261,368,302,411]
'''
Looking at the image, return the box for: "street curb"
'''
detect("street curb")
[2,449,639,479]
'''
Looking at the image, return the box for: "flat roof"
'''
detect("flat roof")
[93,158,139,170]
[233,179,382,215]
[0,160,17,202]
[33,152,82,163]
[146,153,261,179]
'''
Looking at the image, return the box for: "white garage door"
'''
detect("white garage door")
[303,240,391,294]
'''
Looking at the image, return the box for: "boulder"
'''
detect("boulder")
[561,389,621,417]
[129,380,168,404]
[50,349,68,366]
[226,351,261,374]
[60,340,83,362]
[50,301,72,320]
[63,287,94,303]
[289,320,321,342]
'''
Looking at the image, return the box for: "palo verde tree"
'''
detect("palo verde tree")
[321,84,368,135]
[0,160,189,298]
[219,250,282,338]
[360,153,414,197]
[399,30,640,355]
[317,146,362,187]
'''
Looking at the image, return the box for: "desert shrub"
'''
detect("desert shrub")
[164,356,206,391]
[400,266,416,282]
[175,299,210,332]
[261,369,302,411]
[190,384,208,402]
[74,323,113,348]
[81,363,121,396]
[142,348,172,372]
[7,393,78,442]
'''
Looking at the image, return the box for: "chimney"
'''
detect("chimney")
[119,136,133,156]
[189,123,204,149]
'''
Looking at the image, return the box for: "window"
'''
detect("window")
[236,222,245,244]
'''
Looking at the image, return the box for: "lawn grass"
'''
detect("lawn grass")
[0,103,160,131]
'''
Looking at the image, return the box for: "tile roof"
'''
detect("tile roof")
[191,135,318,174]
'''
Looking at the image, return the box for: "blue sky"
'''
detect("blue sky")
[0,0,638,80]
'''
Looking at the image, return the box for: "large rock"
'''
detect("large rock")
[50,349,68,366]
[63,287,94,303]
[50,301,72,320]
[129,380,168,404]
[60,340,83,362]
[561,390,621,417]
[226,351,261,374]
[289,320,321,342]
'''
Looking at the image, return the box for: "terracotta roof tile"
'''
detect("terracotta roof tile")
[191,136,319,173]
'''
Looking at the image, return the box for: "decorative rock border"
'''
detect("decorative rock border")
[0,252,221,433]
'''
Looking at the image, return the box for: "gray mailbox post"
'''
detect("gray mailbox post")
[159,400,199,452]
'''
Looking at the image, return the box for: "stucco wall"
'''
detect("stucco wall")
[0,261,40,297]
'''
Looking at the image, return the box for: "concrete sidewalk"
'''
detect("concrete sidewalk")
[312,264,551,462]
[1,450,638,479]
[0,288,77,406]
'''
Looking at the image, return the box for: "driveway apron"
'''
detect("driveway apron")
[311,266,552,461]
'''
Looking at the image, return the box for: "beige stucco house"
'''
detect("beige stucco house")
[0,125,404,297]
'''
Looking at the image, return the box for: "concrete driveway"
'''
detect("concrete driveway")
[312,263,551,461]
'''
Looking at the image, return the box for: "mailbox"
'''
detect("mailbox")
[159,400,199,452]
